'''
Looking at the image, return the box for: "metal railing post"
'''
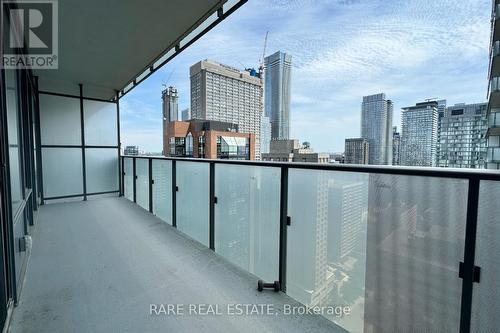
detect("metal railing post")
[209,162,215,251]
[459,177,481,333]
[149,158,153,213]
[172,160,177,228]
[79,84,87,201]
[133,157,137,203]
[116,90,121,196]
[120,157,124,197]
[279,166,289,292]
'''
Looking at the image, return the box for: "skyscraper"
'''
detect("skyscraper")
[264,51,292,140]
[260,115,271,154]
[435,99,446,161]
[437,99,447,116]
[400,101,439,167]
[392,126,401,166]
[328,180,365,262]
[344,138,369,164]
[190,60,263,159]
[360,93,393,165]
[181,107,191,121]
[161,86,178,123]
[437,103,488,169]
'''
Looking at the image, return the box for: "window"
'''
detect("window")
[217,136,250,160]
[198,135,205,158]
[5,70,23,214]
[169,137,186,156]
[185,133,193,157]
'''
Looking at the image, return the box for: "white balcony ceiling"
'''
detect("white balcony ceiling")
[35,0,225,100]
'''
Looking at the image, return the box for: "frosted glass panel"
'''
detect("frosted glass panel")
[13,211,27,283]
[364,175,466,332]
[85,149,118,193]
[152,160,172,225]
[215,164,280,281]
[136,159,149,210]
[287,171,468,332]
[124,158,134,201]
[40,94,81,145]
[5,70,23,213]
[176,161,209,246]
[42,148,83,197]
[84,100,117,146]
[287,169,369,332]
[471,180,500,332]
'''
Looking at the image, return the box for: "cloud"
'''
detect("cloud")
[121,0,491,153]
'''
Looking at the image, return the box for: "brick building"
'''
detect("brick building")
[163,119,255,160]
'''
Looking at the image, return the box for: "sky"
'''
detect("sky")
[120,0,491,153]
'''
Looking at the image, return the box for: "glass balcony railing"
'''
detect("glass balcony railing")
[490,76,500,93]
[496,40,500,56]
[487,147,500,162]
[121,155,500,333]
[489,110,500,127]
[493,41,500,59]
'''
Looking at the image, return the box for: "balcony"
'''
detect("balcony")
[14,155,500,332]
[494,4,500,43]
[488,77,500,109]
[489,110,500,128]
[491,41,500,78]
[1,0,500,332]
[9,196,340,332]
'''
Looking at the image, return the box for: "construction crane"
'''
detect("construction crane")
[258,31,269,78]
[161,69,175,88]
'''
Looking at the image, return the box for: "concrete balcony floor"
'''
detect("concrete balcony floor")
[9,197,342,332]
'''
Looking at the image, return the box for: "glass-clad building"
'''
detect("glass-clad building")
[360,93,393,165]
[264,51,292,140]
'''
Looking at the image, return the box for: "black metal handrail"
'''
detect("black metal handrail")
[122,154,500,181]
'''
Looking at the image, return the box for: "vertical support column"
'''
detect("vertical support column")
[209,162,215,251]
[18,70,32,230]
[33,76,43,205]
[278,166,289,292]
[79,84,87,201]
[27,77,37,213]
[17,70,27,198]
[148,158,153,213]
[459,177,481,333]
[172,160,177,228]
[116,91,122,196]
[133,158,137,203]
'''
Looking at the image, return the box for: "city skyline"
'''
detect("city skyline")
[120,0,490,153]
